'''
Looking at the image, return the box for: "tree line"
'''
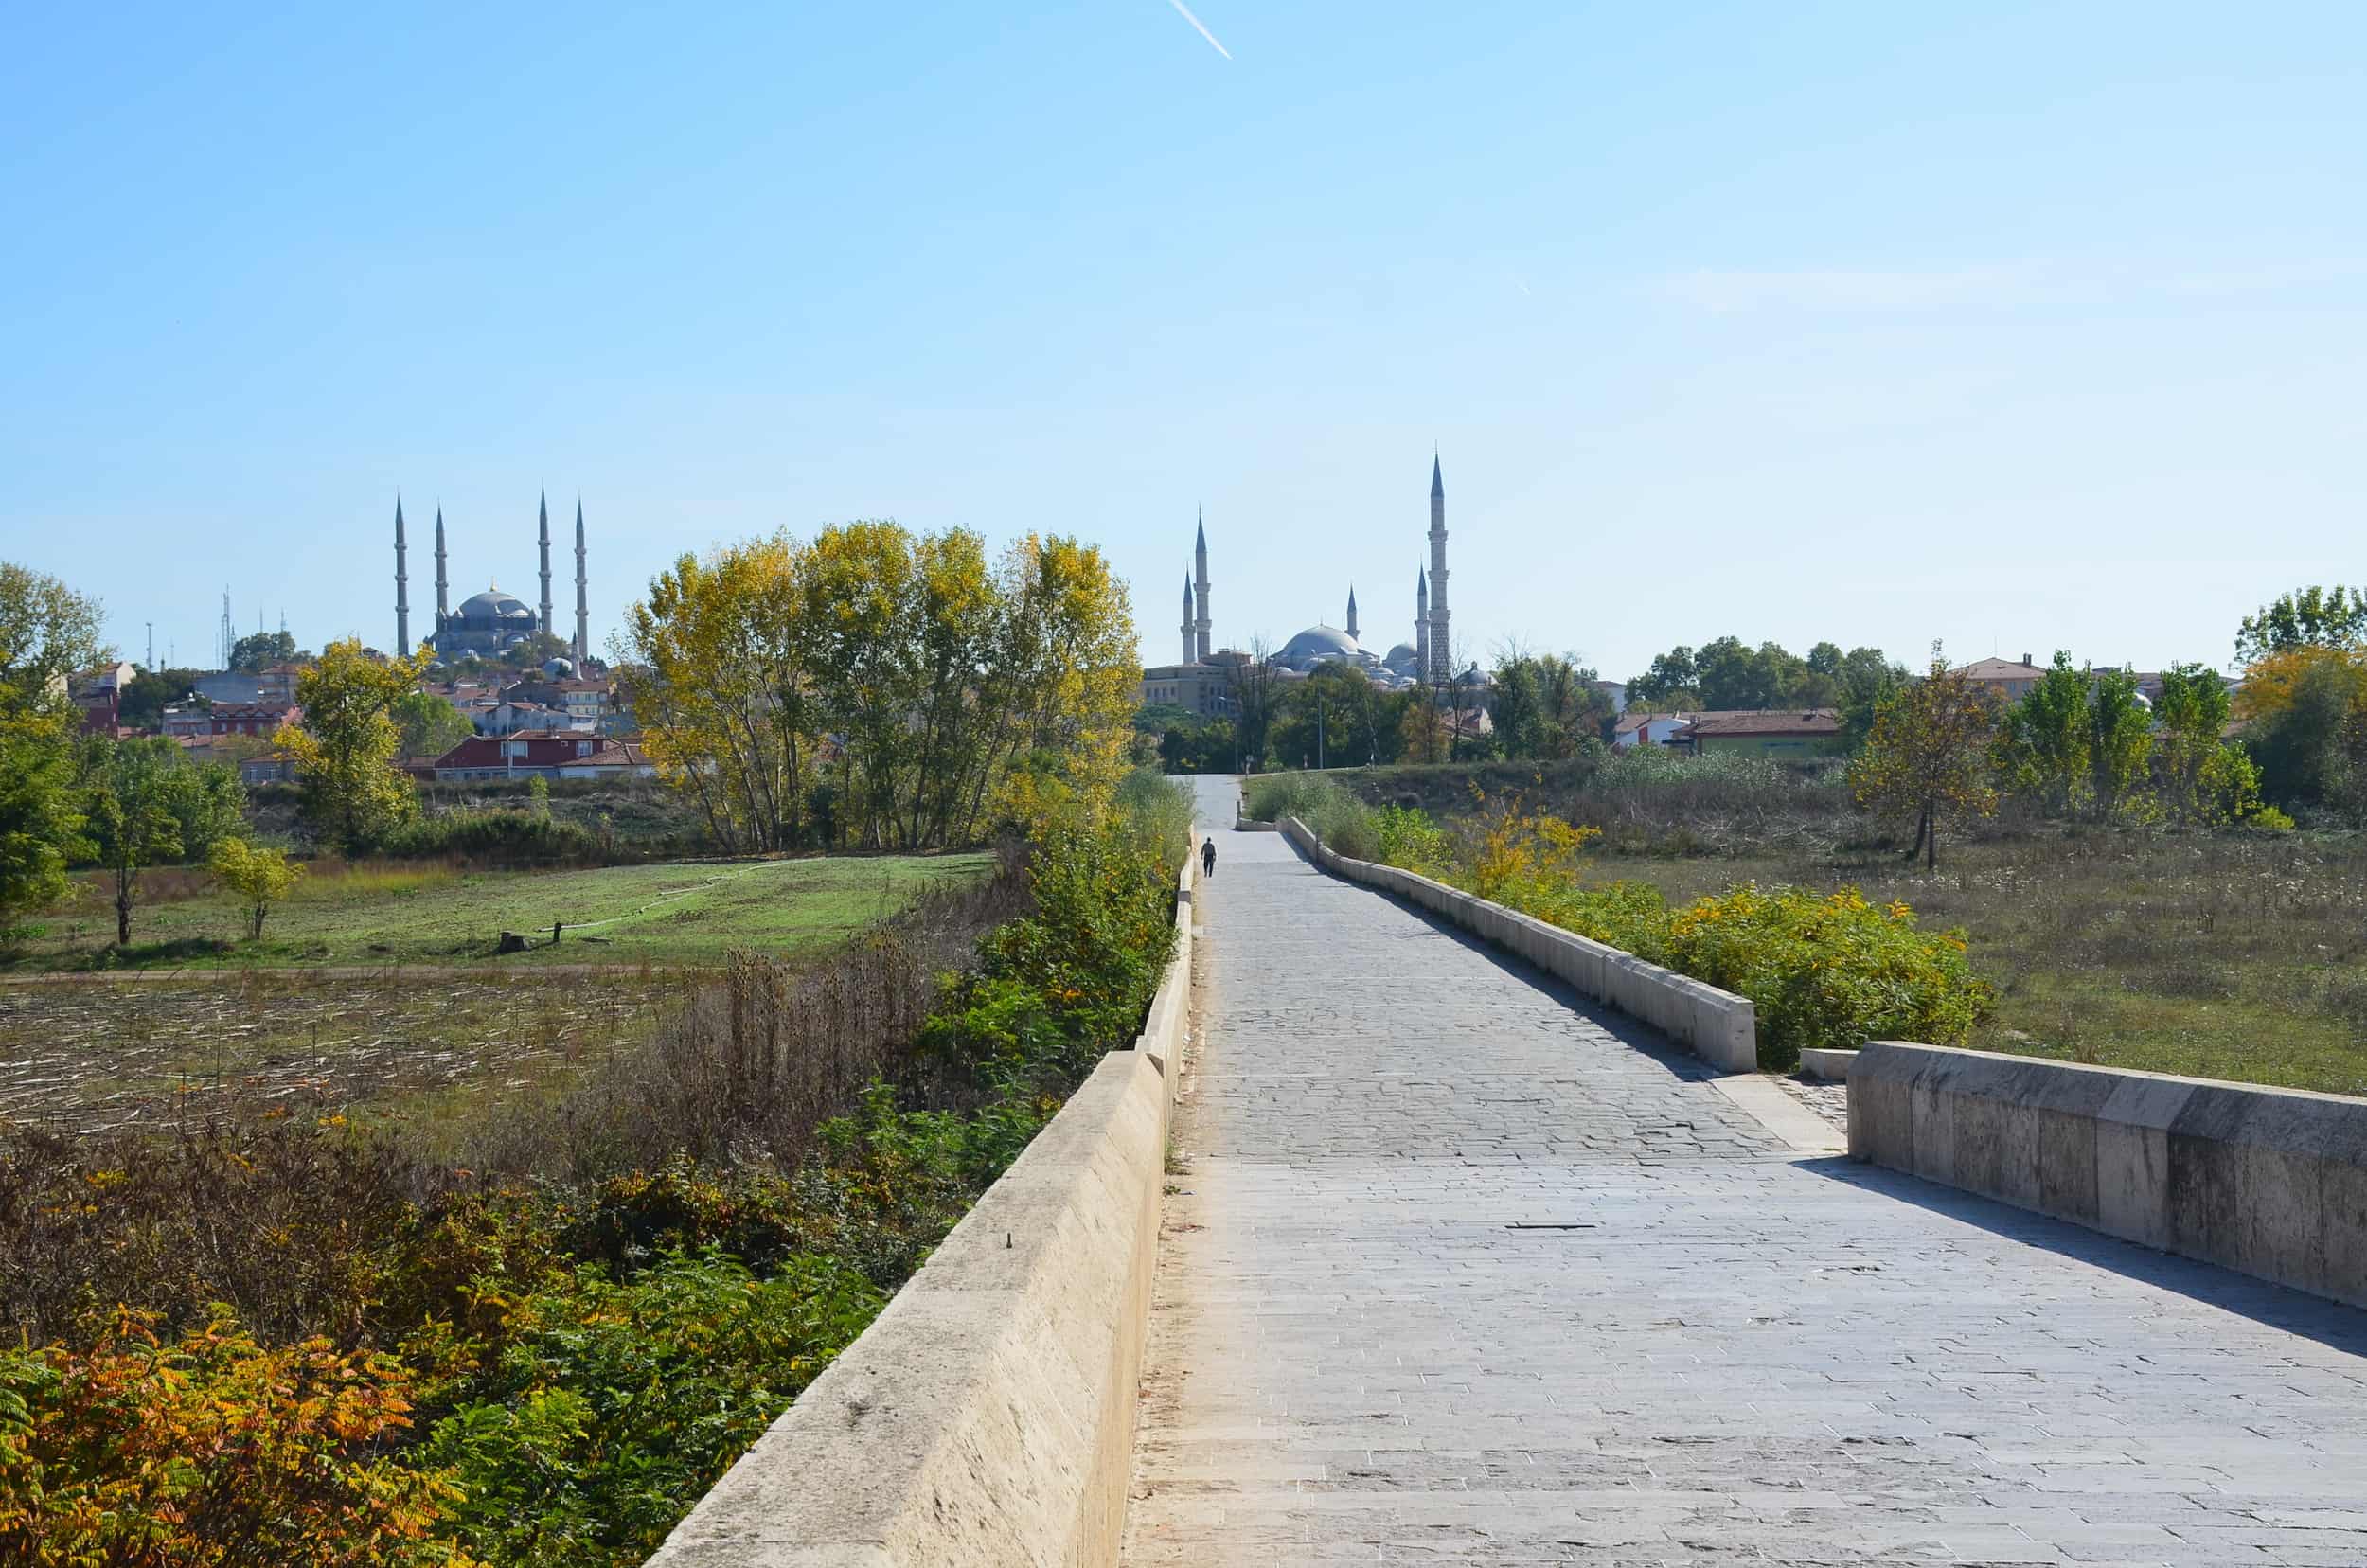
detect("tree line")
[620,522,1138,853]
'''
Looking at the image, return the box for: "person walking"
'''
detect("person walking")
[1201,837,1217,878]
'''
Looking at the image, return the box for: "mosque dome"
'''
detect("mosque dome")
[456,588,537,628]
[1276,624,1363,668]
[543,656,576,679]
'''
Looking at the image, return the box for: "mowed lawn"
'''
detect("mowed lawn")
[12,853,995,971]
[1591,832,2367,1098]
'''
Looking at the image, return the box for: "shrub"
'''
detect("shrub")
[1654,884,1992,1070]
[1368,806,1991,1072]
[1243,774,1379,860]
[0,1308,467,1568]
[381,810,603,866]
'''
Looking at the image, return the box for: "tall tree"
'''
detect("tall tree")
[81,736,243,946]
[2087,667,2155,821]
[0,564,107,922]
[1994,651,2092,816]
[2154,664,2260,823]
[276,639,428,851]
[2234,585,2367,668]
[1849,645,2000,869]
[227,630,299,672]
[393,689,474,759]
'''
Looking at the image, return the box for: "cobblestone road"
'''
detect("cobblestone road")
[1125,780,2367,1567]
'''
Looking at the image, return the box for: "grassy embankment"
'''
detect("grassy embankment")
[1295,757,2367,1097]
[0,855,993,1137]
[9,852,992,971]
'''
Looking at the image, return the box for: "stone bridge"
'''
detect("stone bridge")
[1117,775,2367,1567]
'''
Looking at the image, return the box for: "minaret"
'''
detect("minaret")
[573,499,589,665]
[1415,566,1430,679]
[536,490,554,639]
[394,496,410,654]
[433,506,450,632]
[1181,576,1197,667]
[1193,508,1212,663]
[1426,454,1450,685]
[1346,584,1359,642]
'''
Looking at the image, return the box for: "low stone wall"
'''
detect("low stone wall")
[1850,1042,2367,1310]
[1278,817,1756,1073]
[643,860,1197,1568]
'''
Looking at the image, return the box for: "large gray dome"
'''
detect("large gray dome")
[456,588,536,627]
[1276,624,1362,668]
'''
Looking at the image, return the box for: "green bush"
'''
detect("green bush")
[383,808,604,865]
[1654,883,1991,1071]
[1368,806,1991,1071]
[1243,774,1379,860]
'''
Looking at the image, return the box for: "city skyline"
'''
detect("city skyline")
[6,3,2363,681]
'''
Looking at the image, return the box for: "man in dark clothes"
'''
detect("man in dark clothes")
[1201,837,1217,877]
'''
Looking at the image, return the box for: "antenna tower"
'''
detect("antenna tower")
[219,590,235,669]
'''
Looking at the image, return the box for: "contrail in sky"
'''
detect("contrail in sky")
[1167,0,1232,59]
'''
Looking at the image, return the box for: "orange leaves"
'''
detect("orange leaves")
[0,1307,465,1567]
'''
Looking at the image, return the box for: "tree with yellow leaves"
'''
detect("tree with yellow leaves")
[275,638,429,852]
[1849,644,2000,869]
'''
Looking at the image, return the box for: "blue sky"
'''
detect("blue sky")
[4,1,2362,682]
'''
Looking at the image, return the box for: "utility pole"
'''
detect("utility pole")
[1318,693,1326,771]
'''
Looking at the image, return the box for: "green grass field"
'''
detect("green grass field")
[1585,833,2367,1098]
[10,853,994,972]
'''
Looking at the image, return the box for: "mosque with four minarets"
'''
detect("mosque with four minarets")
[393,490,595,670]
[1137,454,1468,714]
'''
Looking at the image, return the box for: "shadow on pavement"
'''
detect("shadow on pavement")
[1802,1154,2367,1360]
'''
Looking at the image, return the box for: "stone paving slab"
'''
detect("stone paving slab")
[1127,780,2367,1567]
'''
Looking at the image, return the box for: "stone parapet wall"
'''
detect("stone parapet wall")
[1850,1041,2367,1310]
[1277,816,1756,1073]
[643,857,1197,1567]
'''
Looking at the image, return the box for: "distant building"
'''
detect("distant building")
[1675,709,1841,758]
[1612,711,1689,750]
[73,663,137,733]
[160,704,213,739]
[210,701,298,737]
[398,492,595,665]
[429,731,654,782]
[1952,655,2051,703]
[1135,662,1236,719]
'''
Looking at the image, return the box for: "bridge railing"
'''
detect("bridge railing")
[1278,815,1757,1073]
[643,851,1196,1568]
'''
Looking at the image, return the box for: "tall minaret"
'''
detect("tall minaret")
[1415,566,1430,679]
[1181,576,1197,667]
[1345,584,1359,642]
[394,496,410,655]
[433,506,450,633]
[1193,508,1212,663]
[573,499,589,665]
[1426,454,1450,685]
[536,490,554,638]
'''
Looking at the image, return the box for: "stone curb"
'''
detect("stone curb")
[1850,1041,2367,1310]
[643,855,1199,1566]
[1275,816,1756,1074]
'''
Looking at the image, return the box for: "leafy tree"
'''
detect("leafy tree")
[81,735,243,946]
[209,836,304,939]
[393,687,473,759]
[114,667,208,731]
[1491,650,1614,760]
[2154,664,2260,824]
[227,629,298,672]
[2087,667,2155,821]
[2234,584,2367,668]
[0,564,107,921]
[1994,652,2092,815]
[1849,645,2000,868]
[1834,647,1909,752]
[2241,648,2367,811]
[277,639,429,852]
[1626,644,1698,707]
